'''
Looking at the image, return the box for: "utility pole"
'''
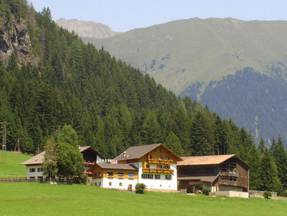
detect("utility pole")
[0,122,7,151]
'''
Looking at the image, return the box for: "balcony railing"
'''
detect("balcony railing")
[220,171,239,177]
[142,168,173,174]
[147,159,174,165]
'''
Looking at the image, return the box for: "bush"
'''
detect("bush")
[263,191,272,200]
[202,185,210,196]
[135,183,146,194]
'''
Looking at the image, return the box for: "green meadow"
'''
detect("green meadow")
[0,183,286,216]
[0,151,30,177]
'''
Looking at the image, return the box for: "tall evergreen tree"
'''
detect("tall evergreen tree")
[258,151,281,192]
[190,112,214,156]
[271,137,287,190]
[165,132,184,156]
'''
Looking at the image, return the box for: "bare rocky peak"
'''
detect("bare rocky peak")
[56,18,120,39]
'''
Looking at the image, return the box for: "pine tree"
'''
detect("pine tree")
[258,151,282,192]
[214,116,228,154]
[142,111,162,144]
[190,112,214,156]
[165,132,184,156]
[271,137,287,189]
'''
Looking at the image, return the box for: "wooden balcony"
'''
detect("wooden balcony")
[220,171,239,178]
[142,168,174,174]
[147,159,174,165]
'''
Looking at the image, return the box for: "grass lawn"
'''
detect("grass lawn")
[0,151,30,177]
[0,183,286,216]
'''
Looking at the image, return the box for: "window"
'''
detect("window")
[128,173,134,179]
[37,168,43,172]
[29,168,35,173]
[165,175,172,180]
[119,182,123,187]
[117,172,124,179]
[155,174,161,179]
[142,174,153,179]
[107,172,113,178]
[109,182,112,186]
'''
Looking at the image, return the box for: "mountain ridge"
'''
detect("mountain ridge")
[56,18,120,39]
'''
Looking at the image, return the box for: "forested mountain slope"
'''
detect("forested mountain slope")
[85,18,287,144]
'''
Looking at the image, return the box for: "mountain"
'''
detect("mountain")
[56,18,120,39]
[0,0,260,166]
[85,18,287,144]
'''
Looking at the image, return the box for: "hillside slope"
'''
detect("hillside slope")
[86,18,287,143]
[0,151,30,177]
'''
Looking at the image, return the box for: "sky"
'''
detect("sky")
[29,0,287,32]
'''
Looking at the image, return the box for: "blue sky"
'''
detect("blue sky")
[29,0,287,32]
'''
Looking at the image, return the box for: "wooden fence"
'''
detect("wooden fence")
[0,177,32,183]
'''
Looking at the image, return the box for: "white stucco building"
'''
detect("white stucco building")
[87,144,181,191]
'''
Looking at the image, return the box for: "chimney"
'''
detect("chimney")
[123,151,127,159]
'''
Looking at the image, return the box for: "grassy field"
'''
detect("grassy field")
[0,151,30,177]
[0,183,286,216]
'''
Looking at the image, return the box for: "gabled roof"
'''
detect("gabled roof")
[21,152,45,165]
[114,143,182,162]
[96,163,136,171]
[178,154,238,166]
[79,146,102,157]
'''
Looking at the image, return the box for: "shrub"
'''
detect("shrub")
[135,183,146,194]
[202,185,211,196]
[263,191,272,200]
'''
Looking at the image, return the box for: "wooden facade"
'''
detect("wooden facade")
[177,155,249,193]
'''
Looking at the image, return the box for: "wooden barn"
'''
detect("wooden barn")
[177,154,249,195]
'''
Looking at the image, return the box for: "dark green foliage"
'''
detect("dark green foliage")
[190,112,214,156]
[202,185,210,196]
[135,183,146,194]
[263,191,272,200]
[165,132,184,156]
[271,137,287,190]
[258,151,281,192]
[43,125,84,180]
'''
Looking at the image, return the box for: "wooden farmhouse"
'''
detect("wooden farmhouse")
[177,154,249,195]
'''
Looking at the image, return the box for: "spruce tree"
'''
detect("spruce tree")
[258,151,281,192]
[190,112,214,156]
[165,132,184,156]
[271,137,287,189]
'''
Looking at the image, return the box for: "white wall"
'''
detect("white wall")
[137,163,178,191]
[95,177,137,191]
[26,165,44,180]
